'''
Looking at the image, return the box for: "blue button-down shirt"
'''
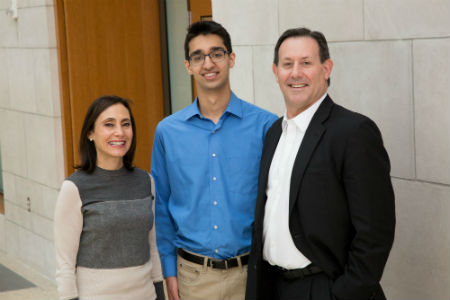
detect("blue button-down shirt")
[151,92,277,277]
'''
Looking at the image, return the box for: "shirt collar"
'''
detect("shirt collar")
[181,91,242,121]
[224,92,243,119]
[181,98,201,120]
[282,92,328,132]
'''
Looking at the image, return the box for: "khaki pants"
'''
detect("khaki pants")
[177,251,248,300]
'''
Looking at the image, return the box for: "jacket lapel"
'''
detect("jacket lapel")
[289,96,334,215]
[259,118,283,193]
[254,118,282,230]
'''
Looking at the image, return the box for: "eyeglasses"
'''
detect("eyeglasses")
[188,49,229,66]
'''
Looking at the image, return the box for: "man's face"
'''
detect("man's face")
[184,34,235,94]
[273,36,333,118]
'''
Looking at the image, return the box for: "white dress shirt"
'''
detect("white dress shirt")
[263,93,327,269]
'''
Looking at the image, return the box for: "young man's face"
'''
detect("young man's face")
[184,34,235,94]
[273,36,333,118]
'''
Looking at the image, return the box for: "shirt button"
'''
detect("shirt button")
[212,130,216,134]
[212,153,216,157]
[214,225,218,230]
[213,201,218,205]
[213,176,217,181]
[215,249,219,253]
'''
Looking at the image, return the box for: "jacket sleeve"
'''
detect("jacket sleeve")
[151,124,178,278]
[54,180,83,300]
[332,118,396,300]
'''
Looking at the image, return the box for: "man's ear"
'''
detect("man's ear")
[184,60,193,75]
[228,52,236,68]
[323,58,333,81]
[272,63,279,84]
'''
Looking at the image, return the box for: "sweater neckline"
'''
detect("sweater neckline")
[94,166,131,177]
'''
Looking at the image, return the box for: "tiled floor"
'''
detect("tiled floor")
[0,264,35,292]
[0,251,58,300]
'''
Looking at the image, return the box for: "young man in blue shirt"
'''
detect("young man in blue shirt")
[151,21,277,300]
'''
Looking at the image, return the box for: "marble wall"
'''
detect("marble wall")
[0,1,449,295]
[0,0,63,279]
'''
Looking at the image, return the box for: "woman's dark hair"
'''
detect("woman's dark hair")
[76,95,136,173]
[184,20,232,60]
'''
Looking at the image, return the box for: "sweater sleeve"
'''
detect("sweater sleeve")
[149,174,164,282]
[54,180,83,300]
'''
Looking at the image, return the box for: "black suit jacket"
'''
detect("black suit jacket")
[246,96,395,300]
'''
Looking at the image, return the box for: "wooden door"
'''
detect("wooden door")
[189,0,212,23]
[54,0,166,175]
[188,0,212,99]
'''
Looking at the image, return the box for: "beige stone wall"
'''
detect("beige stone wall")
[214,0,450,298]
[0,0,448,295]
[0,0,63,280]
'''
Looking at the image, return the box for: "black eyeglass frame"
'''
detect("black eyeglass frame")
[188,49,230,65]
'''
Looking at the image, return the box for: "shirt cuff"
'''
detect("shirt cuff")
[162,254,178,278]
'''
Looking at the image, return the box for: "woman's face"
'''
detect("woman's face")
[88,103,133,169]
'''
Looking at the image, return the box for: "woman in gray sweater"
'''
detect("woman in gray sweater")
[54,95,163,300]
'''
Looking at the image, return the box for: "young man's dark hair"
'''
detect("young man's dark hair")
[184,20,233,59]
[273,27,331,86]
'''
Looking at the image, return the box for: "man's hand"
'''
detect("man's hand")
[165,276,180,300]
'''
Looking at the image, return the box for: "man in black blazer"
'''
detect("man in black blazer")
[246,28,395,300]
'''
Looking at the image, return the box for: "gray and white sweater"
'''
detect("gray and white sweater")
[54,167,163,300]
